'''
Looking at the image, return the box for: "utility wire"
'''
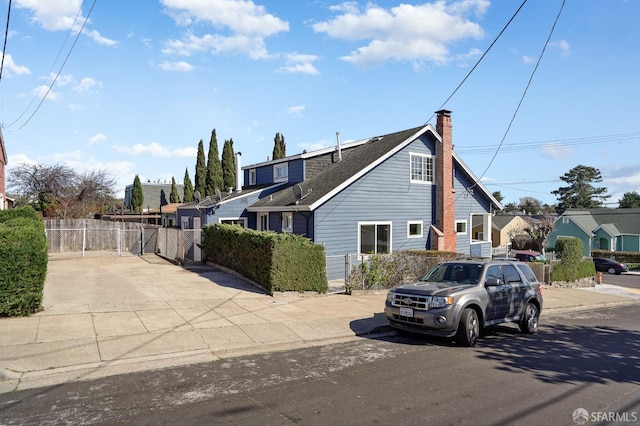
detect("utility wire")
[5,1,85,128]
[424,0,529,125]
[0,0,12,83]
[11,0,96,131]
[473,0,567,185]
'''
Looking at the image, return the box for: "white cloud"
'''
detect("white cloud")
[158,60,195,72]
[550,39,571,56]
[163,33,270,59]
[540,142,574,159]
[278,53,320,75]
[161,0,288,37]
[33,84,60,101]
[0,54,31,77]
[313,0,488,68]
[285,105,306,118]
[522,55,534,64]
[14,0,116,45]
[88,133,106,145]
[112,142,197,158]
[160,0,288,60]
[73,77,100,93]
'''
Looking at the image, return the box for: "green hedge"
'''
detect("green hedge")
[201,224,327,294]
[550,237,593,282]
[0,207,48,316]
[591,249,640,264]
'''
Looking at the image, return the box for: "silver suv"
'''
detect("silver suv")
[384,259,543,347]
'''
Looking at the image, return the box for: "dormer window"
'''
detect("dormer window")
[274,163,288,183]
[249,168,256,185]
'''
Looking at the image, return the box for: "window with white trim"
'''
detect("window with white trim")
[456,220,467,234]
[282,212,293,233]
[562,216,569,224]
[410,153,433,183]
[359,222,391,255]
[258,213,268,231]
[220,218,247,228]
[407,221,423,238]
[249,169,256,185]
[274,163,288,182]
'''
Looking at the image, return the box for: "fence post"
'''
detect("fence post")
[82,226,86,257]
[140,228,144,256]
[117,228,121,256]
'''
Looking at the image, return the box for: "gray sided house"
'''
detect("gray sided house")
[124,182,185,211]
[547,208,640,256]
[245,110,502,279]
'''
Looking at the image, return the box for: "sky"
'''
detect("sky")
[1,0,639,207]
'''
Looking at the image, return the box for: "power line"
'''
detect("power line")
[5,1,85,129]
[424,0,529,125]
[0,0,11,83]
[474,0,566,184]
[9,0,96,131]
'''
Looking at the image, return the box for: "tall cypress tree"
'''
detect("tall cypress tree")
[194,139,206,200]
[272,132,286,160]
[169,176,180,203]
[206,129,223,196]
[131,174,144,212]
[221,138,236,191]
[183,168,194,203]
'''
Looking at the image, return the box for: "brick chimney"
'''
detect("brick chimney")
[434,109,456,252]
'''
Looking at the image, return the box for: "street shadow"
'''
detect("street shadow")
[476,323,640,385]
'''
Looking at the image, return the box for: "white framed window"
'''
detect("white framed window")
[282,212,293,233]
[407,221,423,238]
[219,217,247,228]
[562,216,569,224]
[456,220,467,234]
[410,153,434,183]
[249,169,256,185]
[358,222,392,255]
[274,163,288,183]
[258,213,269,231]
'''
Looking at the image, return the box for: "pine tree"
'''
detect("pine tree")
[183,168,194,203]
[194,139,206,199]
[131,174,144,213]
[552,165,610,215]
[221,138,236,191]
[272,132,286,160]
[206,129,224,196]
[170,176,180,203]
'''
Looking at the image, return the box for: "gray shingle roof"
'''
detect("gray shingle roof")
[249,126,426,210]
[564,208,640,235]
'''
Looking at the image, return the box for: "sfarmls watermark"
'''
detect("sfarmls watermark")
[573,408,638,424]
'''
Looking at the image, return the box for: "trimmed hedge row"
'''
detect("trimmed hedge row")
[0,207,48,316]
[591,249,640,264]
[201,224,327,294]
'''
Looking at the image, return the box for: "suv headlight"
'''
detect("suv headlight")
[431,296,453,308]
[386,290,394,303]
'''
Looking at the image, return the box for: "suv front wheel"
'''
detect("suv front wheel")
[456,308,480,347]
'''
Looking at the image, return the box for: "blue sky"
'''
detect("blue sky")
[1,0,639,207]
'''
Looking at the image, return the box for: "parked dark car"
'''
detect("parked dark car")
[384,259,543,347]
[593,257,629,275]
[514,250,546,262]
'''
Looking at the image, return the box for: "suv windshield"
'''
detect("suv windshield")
[419,262,482,285]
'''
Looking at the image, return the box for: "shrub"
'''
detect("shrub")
[0,207,48,316]
[550,237,593,282]
[346,250,461,291]
[201,224,327,294]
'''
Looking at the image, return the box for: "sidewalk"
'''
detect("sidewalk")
[1,253,639,393]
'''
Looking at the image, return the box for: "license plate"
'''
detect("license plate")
[400,307,414,318]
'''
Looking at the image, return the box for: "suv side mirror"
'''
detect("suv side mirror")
[485,277,502,287]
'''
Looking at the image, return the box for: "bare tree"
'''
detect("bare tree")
[8,163,116,218]
[524,214,556,254]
